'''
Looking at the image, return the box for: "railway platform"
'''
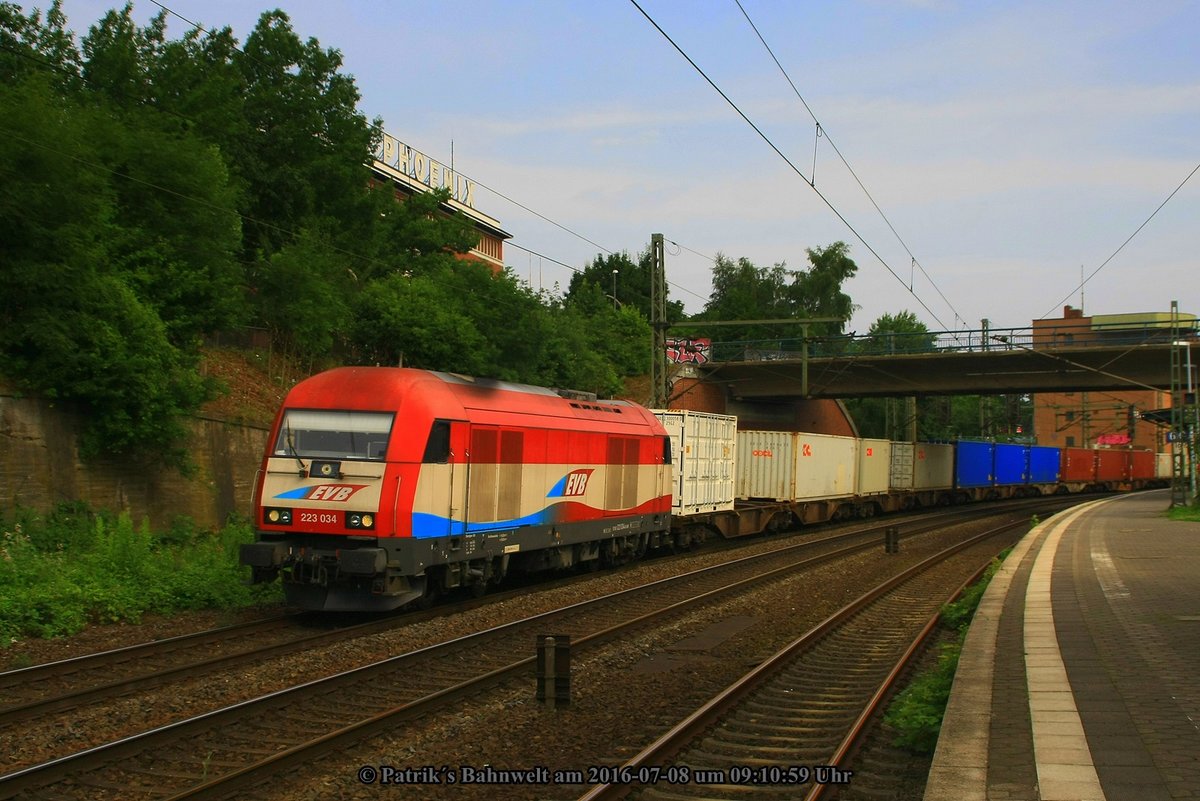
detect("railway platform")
[923,489,1200,801]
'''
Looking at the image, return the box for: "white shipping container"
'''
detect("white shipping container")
[736,430,794,500]
[914,443,955,490]
[1156,452,1172,479]
[794,432,859,500]
[890,442,915,490]
[653,410,737,515]
[857,438,892,495]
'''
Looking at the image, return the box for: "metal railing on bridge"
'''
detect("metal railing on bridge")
[707,320,1196,364]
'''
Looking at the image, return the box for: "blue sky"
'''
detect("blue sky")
[51,0,1199,333]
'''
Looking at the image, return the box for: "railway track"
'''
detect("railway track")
[0,502,1050,801]
[575,520,1018,801]
[0,499,1050,735]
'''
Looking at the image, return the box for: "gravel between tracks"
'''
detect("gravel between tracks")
[258,527,996,801]
[3,529,841,772]
[4,520,993,799]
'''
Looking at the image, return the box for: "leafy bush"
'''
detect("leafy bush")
[884,548,1011,753]
[885,642,961,754]
[0,506,280,647]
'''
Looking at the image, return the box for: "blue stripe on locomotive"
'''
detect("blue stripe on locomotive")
[1028,446,1061,484]
[993,442,1027,485]
[955,440,994,487]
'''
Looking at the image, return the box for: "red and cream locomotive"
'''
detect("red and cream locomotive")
[240,368,673,610]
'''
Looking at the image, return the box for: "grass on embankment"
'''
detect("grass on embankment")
[0,503,281,647]
[884,544,1014,754]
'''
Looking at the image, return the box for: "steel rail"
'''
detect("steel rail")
[0,504,1036,800]
[575,519,1023,800]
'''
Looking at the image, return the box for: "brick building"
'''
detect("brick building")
[1031,306,1191,450]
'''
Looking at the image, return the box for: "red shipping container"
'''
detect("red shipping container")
[1060,447,1097,482]
[1095,449,1129,482]
[1129,450,1155,482]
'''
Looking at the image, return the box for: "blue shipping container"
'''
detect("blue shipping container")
[993,443,1028,485]
[1028,446,1061,484]
[955,441,995,488]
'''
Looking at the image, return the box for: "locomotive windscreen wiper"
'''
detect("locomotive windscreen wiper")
[284,420,309,476]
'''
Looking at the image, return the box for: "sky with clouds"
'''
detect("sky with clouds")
[52,0,1200,333]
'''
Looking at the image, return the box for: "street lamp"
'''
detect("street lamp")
[611,269,618,310]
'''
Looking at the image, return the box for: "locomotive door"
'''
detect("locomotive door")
[418,419,468,538]
[465,425,525,533]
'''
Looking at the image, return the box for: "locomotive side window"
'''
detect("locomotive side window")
[423,420,451,463]
[273,410,394,461]
[663,435,673,464]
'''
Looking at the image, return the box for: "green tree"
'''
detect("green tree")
[845,311,933,438]
[790,241,859,340]
[690,244,859,353]
[0,76,215,465]
[565,249,685,323]
[857,310,935,354]
[0,1,82,88]
[691,254,793,344]
[234,10,378,261]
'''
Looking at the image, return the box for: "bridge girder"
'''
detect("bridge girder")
[700,344,1175,400]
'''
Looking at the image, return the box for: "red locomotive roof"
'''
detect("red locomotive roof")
[279,367,665,436]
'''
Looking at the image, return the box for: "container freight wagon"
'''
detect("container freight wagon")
[955,440,995,494]
[654,411,736,515]
[655,411,748,541]
[795,432,859,500]
[1060,447,1096,490]
[992,442,1028,487]
[1128,450,1156,488]
[857,439,892,496]
[1156,452,1172,480]
[1095,449,1129,483]
[736,430,860,524]
[736,431,860,502]
[736,430,794,501]
[1028,446,1061,486]
[914,443,955,491]
[889,442,954,508]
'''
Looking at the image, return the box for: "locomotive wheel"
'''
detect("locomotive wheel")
[414,571,442,610]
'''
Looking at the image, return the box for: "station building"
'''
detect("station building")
[370,132,510,270]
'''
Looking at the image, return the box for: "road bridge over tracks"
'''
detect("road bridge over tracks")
[686,318,1198,401]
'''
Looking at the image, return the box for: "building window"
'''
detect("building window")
[1066,436,1075,447]
[1065,411,1075,422]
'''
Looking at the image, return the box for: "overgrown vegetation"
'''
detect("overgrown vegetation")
[884,548,1012,753]
[0,503,280,646]
[1168,504,1200,522]
[0,2,870,466]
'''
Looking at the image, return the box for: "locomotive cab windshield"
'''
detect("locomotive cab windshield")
[273,410,395,462]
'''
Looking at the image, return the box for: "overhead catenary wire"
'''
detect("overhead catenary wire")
[732,0,967,331]
[148,0,721,311]
[1039,160,1200,320]
[105,2,716,310]
[627,0,951,332]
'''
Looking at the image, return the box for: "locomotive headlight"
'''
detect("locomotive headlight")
[345,512,375,530]
[264,507,292,526]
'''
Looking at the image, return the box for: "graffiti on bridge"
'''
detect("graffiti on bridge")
[666,338,711,365]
